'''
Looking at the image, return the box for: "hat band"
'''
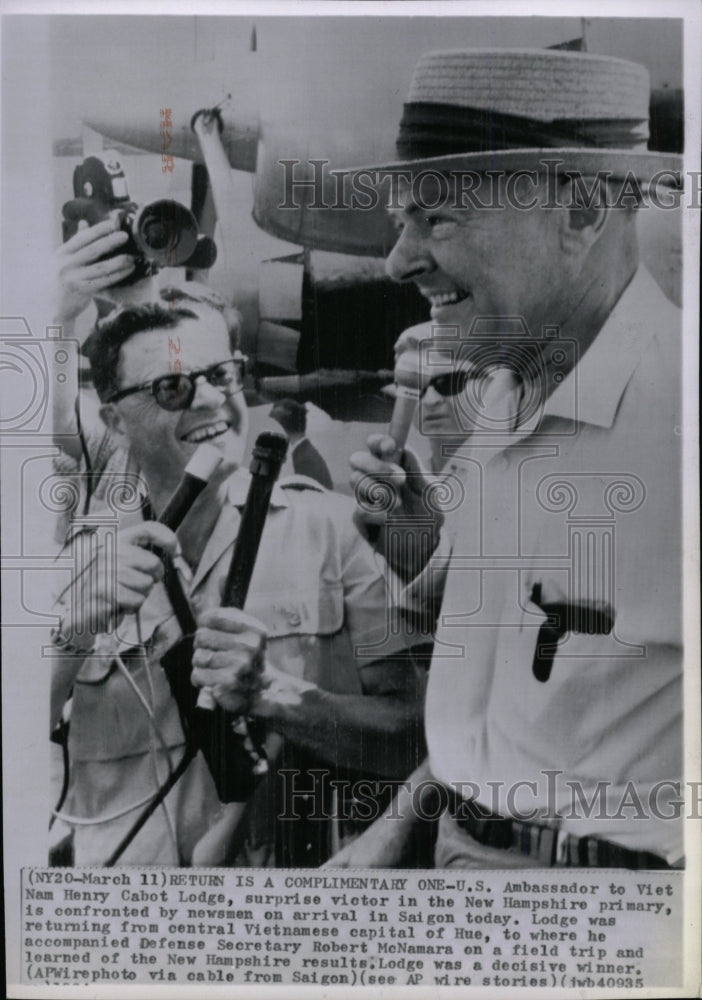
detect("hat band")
[396,102,649,159]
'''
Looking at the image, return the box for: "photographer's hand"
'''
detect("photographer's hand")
[51,218,136,325]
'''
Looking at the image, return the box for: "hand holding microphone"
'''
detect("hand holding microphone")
[350,324,443,578]
[161,432,288,801]
[350,346,423,520]
[191,607,268,715]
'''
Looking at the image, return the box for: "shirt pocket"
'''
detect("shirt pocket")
[245,584,344,638]
[245,584,360,693]
[70,650,185,762]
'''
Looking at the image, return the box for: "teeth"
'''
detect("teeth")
[428,290,468,307]
[183,420,228,444]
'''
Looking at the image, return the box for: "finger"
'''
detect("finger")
[366,433,400,456]
[115,564,162,596]
[357,434,406,463]
[192,660,264,691]
[193,627,265,654]
[114,581,155,612]
[349,452,406,484]
[198,607,268,637]
[72,255,136,284]
[78,265,137,294]
[376,435,407,461]
[201,684,250,715]
[122,521,179,555]
[119,546,165,580]
[66,230,130,267]
[191,661,262,692]
[58,217,121,253]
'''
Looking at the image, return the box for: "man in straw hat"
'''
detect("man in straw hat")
[340,47,684,869]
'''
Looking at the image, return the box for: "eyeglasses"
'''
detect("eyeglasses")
[107,355,247,411]
[421,369,476,398]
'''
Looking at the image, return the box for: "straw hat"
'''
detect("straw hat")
[357,48,681,182]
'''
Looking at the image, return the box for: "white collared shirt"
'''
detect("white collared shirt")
[426,267,684,862]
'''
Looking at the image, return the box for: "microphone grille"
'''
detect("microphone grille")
[250,431,289,476]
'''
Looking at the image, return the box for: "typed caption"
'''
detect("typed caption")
[22,867,681,989]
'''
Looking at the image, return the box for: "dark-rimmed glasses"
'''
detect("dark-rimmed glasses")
[107,355,247,411]
[421,368,476,398]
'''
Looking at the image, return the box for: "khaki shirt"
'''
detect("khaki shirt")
[62,472,413,864]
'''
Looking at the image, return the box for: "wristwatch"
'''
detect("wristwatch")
[50,612,96,656]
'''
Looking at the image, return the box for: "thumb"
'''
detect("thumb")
[123,521,179,556]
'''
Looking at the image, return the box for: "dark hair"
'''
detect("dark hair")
[159,284,242,350]
[88,303,199,402]
[270,398,307,434]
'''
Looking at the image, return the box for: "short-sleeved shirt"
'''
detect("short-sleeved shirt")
[61,470,415,864]
[424,268,683,864]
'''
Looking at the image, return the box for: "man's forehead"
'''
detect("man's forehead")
[386,173,453,214]
[385,171,486,214]
[384,169,552,215]
[118,313,228,368]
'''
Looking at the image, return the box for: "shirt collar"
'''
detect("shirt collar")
[186,470,288,592]
[225,467,290,509]
[542,266,675,430]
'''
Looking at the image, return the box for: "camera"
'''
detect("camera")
[62,151,216,285]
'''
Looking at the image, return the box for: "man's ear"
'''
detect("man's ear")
[559,203,608,256]
[99,402,130,446]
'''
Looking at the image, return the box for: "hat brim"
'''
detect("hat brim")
[346,147,683,186]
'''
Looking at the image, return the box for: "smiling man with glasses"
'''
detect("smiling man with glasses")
[50,300,425,867]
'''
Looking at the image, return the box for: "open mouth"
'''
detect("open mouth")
[426,289,470,312]
[180,420,230,444]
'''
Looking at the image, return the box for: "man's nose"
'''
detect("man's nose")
[385,227,434,284]
[190,375,228,408]
[421,384,444,408]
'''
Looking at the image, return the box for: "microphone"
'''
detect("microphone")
[199,430,289,702]
[194,432,288,801]
[153,444,223,639]
[356,345,422,538]
[158,443,224,530]
[387,348,423,464]
[160,432,288,803]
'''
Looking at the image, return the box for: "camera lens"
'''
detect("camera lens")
[141,220,170,251]
[132,200,198,266]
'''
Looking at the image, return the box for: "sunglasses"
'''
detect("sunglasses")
[421,368,476,398]
[107,355,247,411]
